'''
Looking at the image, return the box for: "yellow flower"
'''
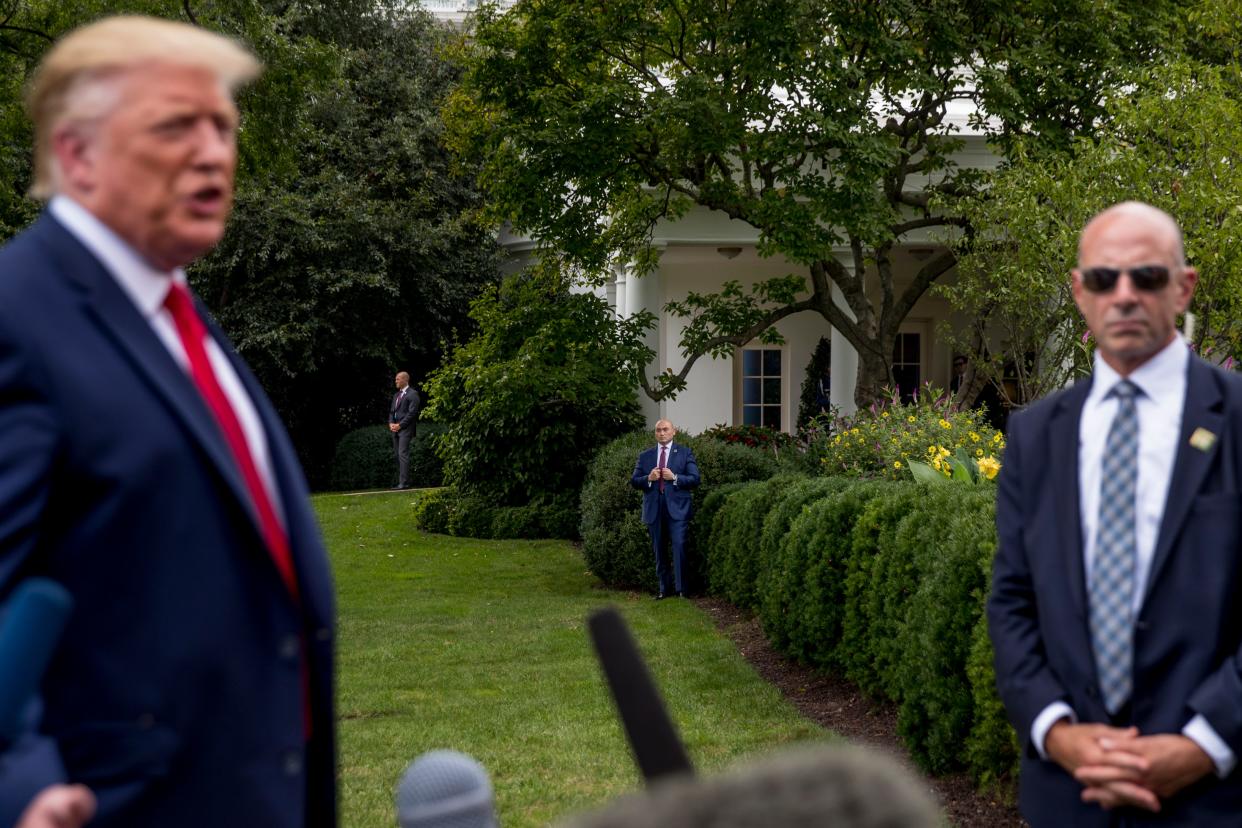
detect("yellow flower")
[938,446,950,458]
[978,456,1001,480]
[881,411,890,418]
[908,416,916,423]
[893,460,903,469]
[939,418,952,429]
[975,448,984,457]
[969,431,980,442]
[992,432,1003,444]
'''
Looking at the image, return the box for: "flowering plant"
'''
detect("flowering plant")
[804,383,1005,481]
[702,423,796,456]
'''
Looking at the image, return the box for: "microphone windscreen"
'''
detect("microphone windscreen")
[396,749,498,828]
[587,607,693,784]
[0,578,73,743]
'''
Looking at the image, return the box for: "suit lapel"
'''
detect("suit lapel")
[1142,356,1224,608]
[42,216,261,542]
[1050,379,1092,620]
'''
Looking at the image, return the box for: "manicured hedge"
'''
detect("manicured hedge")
[327,422,446,491]
[579,430,780,592]
[702,476,1019,793]
[412,487,578,540]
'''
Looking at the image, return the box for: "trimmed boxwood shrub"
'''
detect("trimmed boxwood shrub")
[696,474,1016,796]
[328,422,446,491]
[692,482,751,592]
[708,475,807,610]
[894,486,996,774]
[579,429,779,592]
[413,487,577,540]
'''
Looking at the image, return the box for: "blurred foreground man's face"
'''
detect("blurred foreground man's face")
[63,62,239,270]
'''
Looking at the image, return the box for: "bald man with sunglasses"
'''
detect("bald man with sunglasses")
[988,202,1242,825]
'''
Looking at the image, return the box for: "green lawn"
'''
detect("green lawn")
[319,491,828,827]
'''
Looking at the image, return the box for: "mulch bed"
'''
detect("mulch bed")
[693,595,1026,828]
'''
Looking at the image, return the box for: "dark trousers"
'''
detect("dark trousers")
[392,427,413,487]
[649,494,688,594]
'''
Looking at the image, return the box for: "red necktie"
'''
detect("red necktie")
[164,284,299,600]
[164,283,312,737]
[658,445,667,492]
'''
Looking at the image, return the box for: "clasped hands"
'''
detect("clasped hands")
[388,423,400,433]
[1046,721,1214,812]
[647,467,675,482]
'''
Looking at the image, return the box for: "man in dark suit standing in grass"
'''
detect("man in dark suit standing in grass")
[389,371,420,489]
[631,420,700,599]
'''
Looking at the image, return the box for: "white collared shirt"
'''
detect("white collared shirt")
[1032,335,1233,775]
[49,196,285,528]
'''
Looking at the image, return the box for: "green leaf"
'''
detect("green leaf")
[908,460,950,485]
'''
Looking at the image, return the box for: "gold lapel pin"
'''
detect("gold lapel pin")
[1189,427,1217,453]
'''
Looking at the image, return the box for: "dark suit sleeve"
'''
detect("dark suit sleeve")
[674,449,700,489]
[0,310,69,817]
[986,409,1071,753]
[399,390,420,430]
[631,452,651,490]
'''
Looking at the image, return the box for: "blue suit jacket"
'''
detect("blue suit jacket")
[630,442,700,524]
[0,214,336,827]
[988,355,1242,826]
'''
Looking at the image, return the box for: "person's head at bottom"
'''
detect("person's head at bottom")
[561,744,941,828]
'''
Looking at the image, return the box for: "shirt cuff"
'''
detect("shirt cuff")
[1184,715,1236,778]
[1032,702,1077,760]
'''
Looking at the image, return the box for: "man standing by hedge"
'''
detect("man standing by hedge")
[389,371,420,489]
[989,202,1242,824]
[631,420,700,599]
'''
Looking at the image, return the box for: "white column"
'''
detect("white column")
[829,260,859,416]
[624,257,664,425]
[612,264,627,317]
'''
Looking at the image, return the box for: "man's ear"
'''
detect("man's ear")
[50,125,99,195]
[1177,267,1199,313]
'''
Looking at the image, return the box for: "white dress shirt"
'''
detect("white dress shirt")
[49,196,285,529]
[1031,336,1233,776]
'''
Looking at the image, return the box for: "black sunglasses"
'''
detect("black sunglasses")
[1080,265,1171,293]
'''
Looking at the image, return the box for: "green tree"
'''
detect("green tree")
[424,264,650,505]
[448,0,1175,407]
[1,1,501,484]
[943,52,1242,404]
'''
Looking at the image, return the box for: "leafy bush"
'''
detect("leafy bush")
[802,389,1005,481]
[700,423,797,453]
[579,429,779,591]
[697,475,1016,794]
[413,488,453,534]
[424,266,647,507]
[707,475,807,609]
[895,487,996,774]
[413,488,577,540]
[328,422,446,491]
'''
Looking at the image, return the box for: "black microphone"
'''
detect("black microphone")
[587,606,694,784]
[0,578,74,743]
[395,749,498,828]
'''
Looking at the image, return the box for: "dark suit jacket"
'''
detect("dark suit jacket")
[390,387,419,431]
[988,354,1242,826]
[0,213,336,827]
[630,442,700,524]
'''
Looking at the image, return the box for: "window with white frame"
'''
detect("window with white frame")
[740,348,782,429]
[892,331,922,404]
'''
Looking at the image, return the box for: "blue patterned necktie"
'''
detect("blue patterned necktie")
[1090,379,1140,714]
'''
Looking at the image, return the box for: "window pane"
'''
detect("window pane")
[904,333,920,364]
[763,406,781,429]
[743,378,761,405]
[743,349,761,377]
[892,335,904,363]
[893,365,920,403]
[763,349,781,375]
[743,406,762,425]
[763,377,781,405]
